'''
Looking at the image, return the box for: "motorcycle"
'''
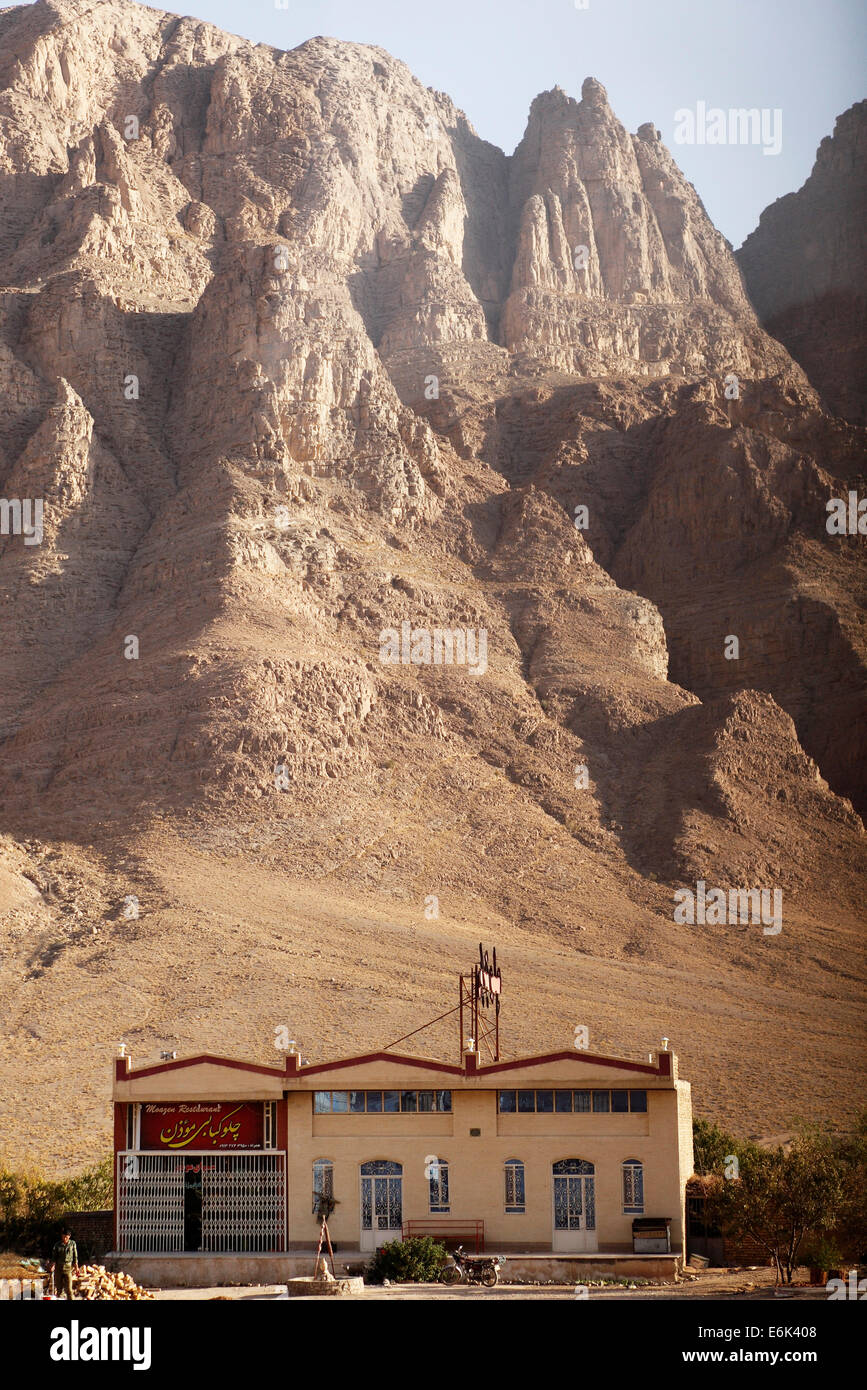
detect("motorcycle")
[442,1244,505,1287]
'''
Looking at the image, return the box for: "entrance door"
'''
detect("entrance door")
[183,1162,203,1251]
[552,1159,597,1252]
[360,1161,402,1251]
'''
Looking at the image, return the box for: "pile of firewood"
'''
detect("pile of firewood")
[75,1265,155,1300]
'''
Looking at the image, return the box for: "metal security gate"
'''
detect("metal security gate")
[201,1154,286,1251]
[360,1161,402,1252]
[552,1159,597,1253]
[118,1153,184,1252]
[118,1152,286,1252]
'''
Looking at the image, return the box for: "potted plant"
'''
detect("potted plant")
[803,1236,844,1285]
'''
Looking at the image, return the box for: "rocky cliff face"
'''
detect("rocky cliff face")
[738,101,867,426]
[0,0,864,1168]
[501,80,779,379]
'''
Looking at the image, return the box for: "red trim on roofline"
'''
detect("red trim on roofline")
[114,1048,669,1083]
[298,1050,664,1078]
[301,1051,464,1077]
[118,1053,289,1081]
[473,1051,665,1077]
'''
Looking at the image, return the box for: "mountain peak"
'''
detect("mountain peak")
[580,75,610,108]
[0,0,863,1171]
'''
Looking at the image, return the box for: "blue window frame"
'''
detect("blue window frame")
[314,1090,452,1113]
[428,1159,449,1213]
[496,1088,649,1114]
[504,1159,525,1213]
[312,1158,333,1214]
[623,1159,644,1214]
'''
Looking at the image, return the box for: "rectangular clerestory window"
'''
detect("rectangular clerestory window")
[313,1090,452,1113]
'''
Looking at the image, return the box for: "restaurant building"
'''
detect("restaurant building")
[110,979,693,1283]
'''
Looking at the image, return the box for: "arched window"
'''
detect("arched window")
[622,1159,644,1214]
[504,1159,525,1213]
[312,1158,333,1215]
[427,1157,449,1213]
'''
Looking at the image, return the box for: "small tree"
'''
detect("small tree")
[0,1167,23,1233]
[60,1157,112,1213]
[709,1132,844,1284]
[693,1117,744,1175]
[833,1112,867,1264]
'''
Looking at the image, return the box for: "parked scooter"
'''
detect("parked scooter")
[443,1245,505,1287]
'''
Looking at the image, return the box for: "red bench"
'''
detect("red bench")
[402,1219,485,1253]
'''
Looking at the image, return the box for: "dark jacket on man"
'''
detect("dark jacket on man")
[50,1237,79,1268]
[49,1237,79,1299]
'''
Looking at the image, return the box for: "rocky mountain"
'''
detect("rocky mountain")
[738,100,867,426]
[0,0,864,1171]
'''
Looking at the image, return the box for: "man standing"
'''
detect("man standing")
[48,1229,80,1299]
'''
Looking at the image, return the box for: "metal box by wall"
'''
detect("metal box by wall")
[632,1217,672,1253]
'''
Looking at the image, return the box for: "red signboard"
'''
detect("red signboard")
[139,1102,263,1151]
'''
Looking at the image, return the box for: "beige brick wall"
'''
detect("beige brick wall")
[115,1052,693,1254]
[289,1081,691,1252]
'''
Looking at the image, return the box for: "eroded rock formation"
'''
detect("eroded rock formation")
[0,0,864,1166]
[738,101,867,425]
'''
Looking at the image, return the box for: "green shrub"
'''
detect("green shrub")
[366,1235,449,1284]
[60,1156,112,1214]
[802,1235,844,1272]
[0,1157,112,1257]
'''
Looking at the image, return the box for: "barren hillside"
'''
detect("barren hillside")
[0,0,864,1173]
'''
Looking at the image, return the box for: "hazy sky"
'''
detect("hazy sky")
[135,0,865,247]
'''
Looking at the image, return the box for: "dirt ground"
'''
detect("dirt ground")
[149,1267,830,1301]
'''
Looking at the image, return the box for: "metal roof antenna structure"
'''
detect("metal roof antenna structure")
[378,946,503,1062]
[459,943,502,1062]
